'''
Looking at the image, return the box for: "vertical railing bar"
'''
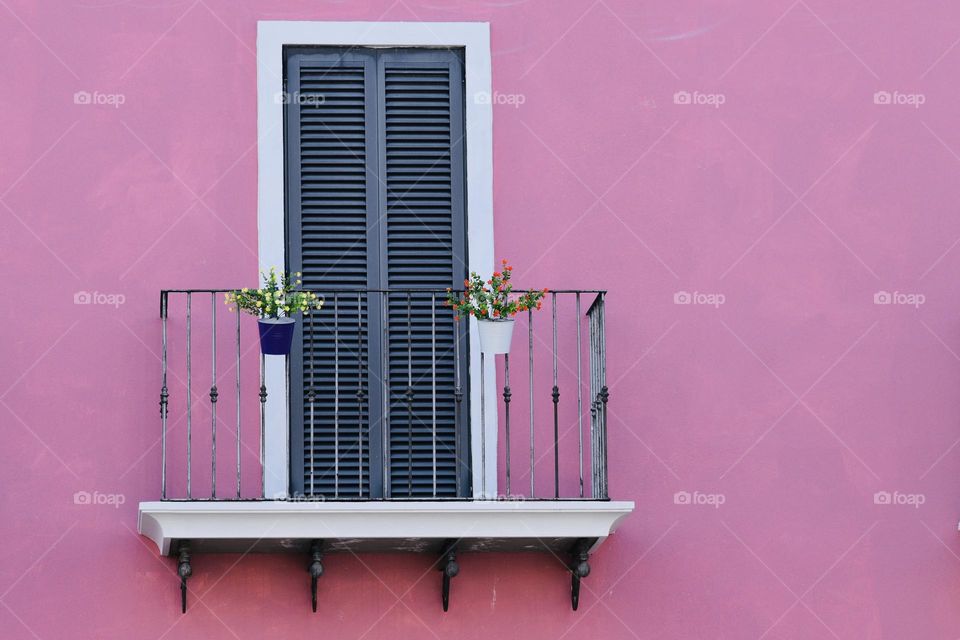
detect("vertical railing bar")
[210,293,217,499]
[406,293,413,497]
[453,307,463,498]
[589,302,598,498]
[552,291,559,499]
[480,350,486,498]
[259,354,266,498]
[431,293,437,498]
[382,292,390,498]
[576,292,583,499]
[235,299,241,499]
[334,293,340,499]
[599,293,609,499]
[160,292,168,500]
[503,353,511,497]
[186,292,192,499]
[357,292,364,498]
[528,309,535,498]
[308,300,316,496]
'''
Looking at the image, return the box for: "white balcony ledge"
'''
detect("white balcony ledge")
[138,500,634,556]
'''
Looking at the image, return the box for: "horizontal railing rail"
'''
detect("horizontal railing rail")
[157,288,609,501]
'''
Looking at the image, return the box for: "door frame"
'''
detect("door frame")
[256,21,496,499]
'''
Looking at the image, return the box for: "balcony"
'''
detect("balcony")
[137,288,633,611]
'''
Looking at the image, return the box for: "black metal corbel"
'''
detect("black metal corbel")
[308,541,324,612]
[569,539,591,611]
[439,542,459,612]
[177,541,192,614]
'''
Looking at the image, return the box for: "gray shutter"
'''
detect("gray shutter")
[379,50,468,497]
[287,49,382,498]
[286,47,468,499]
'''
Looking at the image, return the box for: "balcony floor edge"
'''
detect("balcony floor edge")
[138,499,635,556]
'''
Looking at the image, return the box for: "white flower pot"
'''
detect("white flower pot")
[477,319,515,355]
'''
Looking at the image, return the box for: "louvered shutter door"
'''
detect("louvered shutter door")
[287,50,383,498]
[286,47,468,499]
[378,51,467,497]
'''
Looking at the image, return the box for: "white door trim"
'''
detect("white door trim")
[256,21,496,498]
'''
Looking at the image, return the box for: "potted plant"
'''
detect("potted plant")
[225,268,323,356]
[446,259,547,355]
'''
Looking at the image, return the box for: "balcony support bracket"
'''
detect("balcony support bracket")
[177,541,192,614]
[308,540,324,612]
[439,540,459,612]
[569,538,591,611]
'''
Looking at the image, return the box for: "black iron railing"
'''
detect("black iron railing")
[157,288,609,501]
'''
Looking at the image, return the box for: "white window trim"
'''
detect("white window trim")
[256,21,496,499]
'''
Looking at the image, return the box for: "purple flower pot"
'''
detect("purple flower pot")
[258,318,296,355]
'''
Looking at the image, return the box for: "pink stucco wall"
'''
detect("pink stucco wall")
[3,1,960,637]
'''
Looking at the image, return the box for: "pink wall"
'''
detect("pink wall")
[3,0,960,637]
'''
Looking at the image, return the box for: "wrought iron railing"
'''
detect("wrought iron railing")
[157,288,609,501]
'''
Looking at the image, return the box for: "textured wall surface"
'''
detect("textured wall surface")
[2,1,960,637]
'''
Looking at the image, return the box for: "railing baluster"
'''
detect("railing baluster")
[480,350,486,497]
[259,354,266,498]
[589,301,598,498]
[160,292,168,500]
[210,294,218,499]
[382,292,390,498]
[503,353,511,497]
[431,294,437,498]
[576,292,583,499]
[552,292,559,499]
[357,292,364,498]
[599,294,609,499]
[308,302,316,496]
[235,299,241,499]
[334,293,340,499]
[406,293,413,497]
[528,308,535,498]
[186,292,192,499]
[453,309,463,498]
